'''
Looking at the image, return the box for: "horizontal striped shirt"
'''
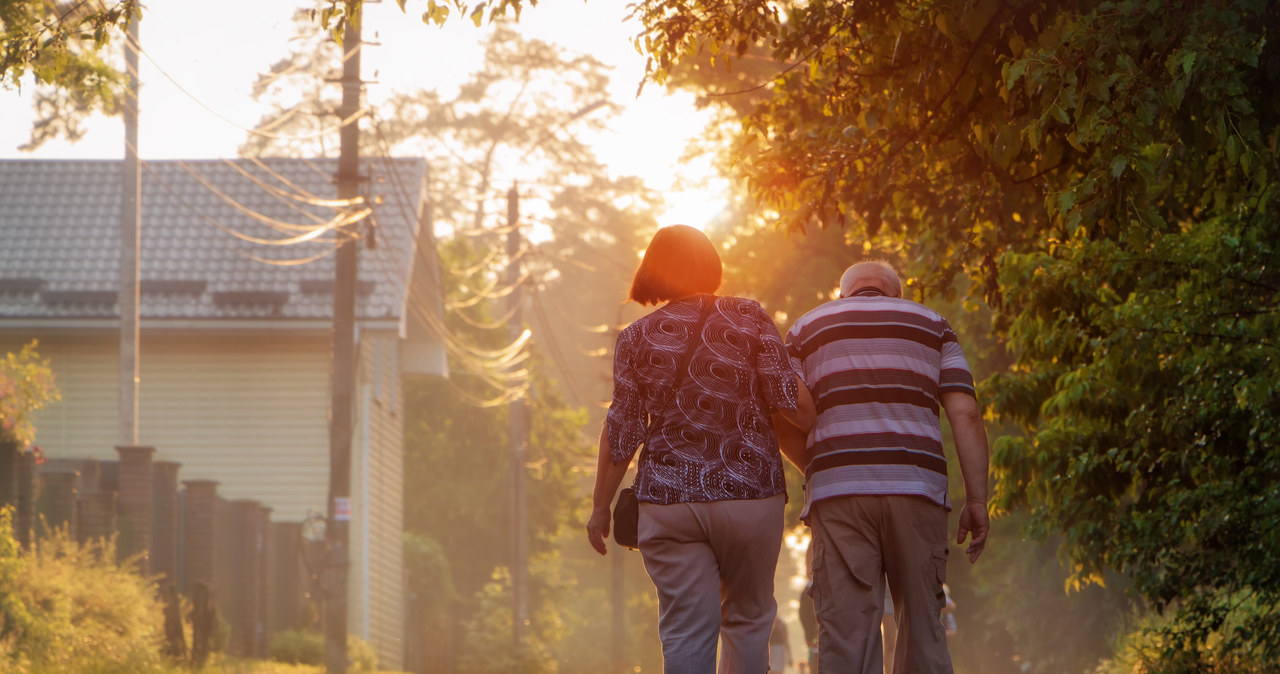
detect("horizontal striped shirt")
[785,293,975,518]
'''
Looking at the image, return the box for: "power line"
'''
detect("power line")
[138,159,345,267]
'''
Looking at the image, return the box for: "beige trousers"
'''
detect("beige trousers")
[808,496,952,674]
[639,494,786,674]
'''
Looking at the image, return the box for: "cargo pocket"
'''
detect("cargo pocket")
[931,547,949,613]
[809,534,831,613]
[811,527,880,620]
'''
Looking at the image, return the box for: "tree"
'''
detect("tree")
[2,0,139,150]
[245,18,659,407]
[247,15,668,668]
[631,0,1280,665]
[0,341,59,449]
[708,215,1134,672]
[403,238,662,673]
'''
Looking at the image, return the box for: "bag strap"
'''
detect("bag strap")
[646,294,715,434]
[632,295,715,492]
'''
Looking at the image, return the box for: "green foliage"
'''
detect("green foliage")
[0,509,167,673]
[246,20,659,417]
[268,630,325,667]
[0,0,133,89]
[635,0,1280,664]
[403,231,662,671]
[321,0,530,37]
[2,0,135,149]
[1096,595,1280,674]
[458,566,558,674]
[404,533,456,613]
[0,340,59,447]
[545,521,664,674]
[267,629,376,671]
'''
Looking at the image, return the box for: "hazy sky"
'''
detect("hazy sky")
[0,1,728,227]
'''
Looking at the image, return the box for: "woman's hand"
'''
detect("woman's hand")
[586,505,612,556]
[588,423,632,557]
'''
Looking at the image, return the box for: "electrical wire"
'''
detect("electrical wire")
[139,158,343,267]
[362,134,536,398]
[132,39,371,142]
[175,160,365,243]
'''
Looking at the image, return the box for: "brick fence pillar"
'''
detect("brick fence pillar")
[227,499,265,658]
[78,458,103,493]
[15,450,35,547]
[182,480,220,597]
[78,490,118,544]
[151,460,181,583]
[256,505,273,658]
[0,435,16,512]
[269,521,304,636]
[115,445,155,572]
[36,469,78,539]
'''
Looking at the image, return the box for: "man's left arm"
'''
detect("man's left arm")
[941,390,990,563]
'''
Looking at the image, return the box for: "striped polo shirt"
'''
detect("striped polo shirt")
[785,291,976,518]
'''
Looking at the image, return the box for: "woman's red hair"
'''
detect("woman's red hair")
[628,225,722,305]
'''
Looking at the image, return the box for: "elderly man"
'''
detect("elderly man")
[784,260,990,674]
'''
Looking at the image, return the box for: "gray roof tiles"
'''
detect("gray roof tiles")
[0,157,431,323]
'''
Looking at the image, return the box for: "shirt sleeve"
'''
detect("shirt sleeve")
[752,302,799,414]
[784,323,805,382]
[939,318,976,396]
[606,326,647,465]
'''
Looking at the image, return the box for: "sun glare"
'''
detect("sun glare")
[0,0,728,235]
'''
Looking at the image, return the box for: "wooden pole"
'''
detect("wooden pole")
[326,7,363,672]
[507,185,529,663]
[119,13,141,446]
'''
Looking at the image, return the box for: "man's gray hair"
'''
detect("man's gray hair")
[839,260,902,298]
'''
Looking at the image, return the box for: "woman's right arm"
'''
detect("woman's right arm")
[774,375,815,470]
[586,423,631,556]
[776,374,816,431]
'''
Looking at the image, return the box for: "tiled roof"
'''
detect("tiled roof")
[0,157,432,322]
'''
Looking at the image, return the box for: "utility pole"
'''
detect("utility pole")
[326,7,363,672]
[609,303,626,673]
[118,13,141,447]
[507,185,530,662]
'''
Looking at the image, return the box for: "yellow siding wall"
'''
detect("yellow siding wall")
[5,333,333,522]
[5,330,406,667]
[141,333,332,521]
[5,335,118,457]
[353,331,406,670]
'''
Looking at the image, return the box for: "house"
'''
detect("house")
[0,157,446,669]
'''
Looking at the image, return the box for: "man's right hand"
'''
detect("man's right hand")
[956,500,989,563]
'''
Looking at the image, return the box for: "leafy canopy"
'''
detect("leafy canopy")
[1,0,137,149]
[630,0,1280,665]
[0,341,59,448]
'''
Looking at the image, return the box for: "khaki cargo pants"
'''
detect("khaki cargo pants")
[808,495,952,674]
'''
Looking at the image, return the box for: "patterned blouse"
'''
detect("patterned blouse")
[606,294,800,504]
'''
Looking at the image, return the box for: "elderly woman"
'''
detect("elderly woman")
[586,224,815,674]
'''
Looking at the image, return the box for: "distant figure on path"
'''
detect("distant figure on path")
[769,616,791,673]
[784,260,990,674]
[586,224,815,673]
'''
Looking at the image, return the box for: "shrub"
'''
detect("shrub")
[0,509,168,673]
[267,629,376,671]
[1094,595,1280,674]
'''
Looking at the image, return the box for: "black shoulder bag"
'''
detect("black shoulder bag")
[613,296,714,550]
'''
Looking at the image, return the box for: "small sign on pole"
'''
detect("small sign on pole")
[334,497,351,522]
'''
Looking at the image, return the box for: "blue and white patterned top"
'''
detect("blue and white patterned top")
[607,294,800,504]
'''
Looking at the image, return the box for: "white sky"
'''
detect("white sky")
[0,0,729,229]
